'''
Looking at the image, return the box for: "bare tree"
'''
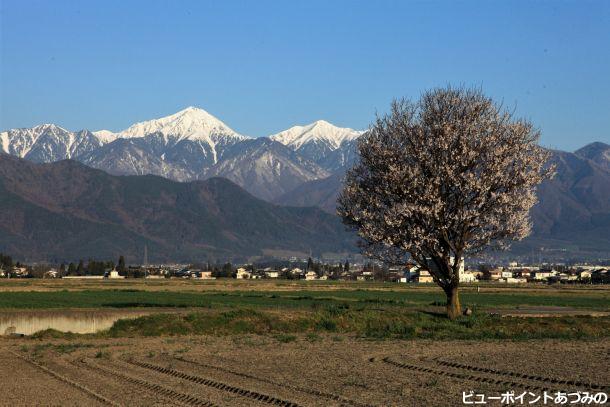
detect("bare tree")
[338,87,553,319]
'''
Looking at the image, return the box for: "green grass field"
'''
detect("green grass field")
[2,280,609,340]
[104,307,610,340]
[0,286,608,310]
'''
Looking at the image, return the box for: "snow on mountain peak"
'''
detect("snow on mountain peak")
[270,120,363,150]
[92,130,118,143]
[0,131,8,153]
[33,123,69,133]
[118,106,248,142]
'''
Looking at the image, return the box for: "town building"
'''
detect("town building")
[530,270,558,281]
[236,267,251,279]
[459,271,477,283]
[501,277,527,283]
[199,271,215,279]
[264,270,279,278]
[413,269,434,283]
[579,270,592,280]
[487,269,503,281]
[422,257,476,283]
[304,270,318,280]
[501,270,513,279]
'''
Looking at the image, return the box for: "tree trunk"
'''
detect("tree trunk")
[446,285,461,320]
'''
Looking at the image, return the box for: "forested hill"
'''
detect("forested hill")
[0,154,355,262]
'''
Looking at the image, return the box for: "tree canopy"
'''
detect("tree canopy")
[338,87,553,318]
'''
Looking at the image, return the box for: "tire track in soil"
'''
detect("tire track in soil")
[430,358,609,392]
[7,349,120,407]
[372,356,566,393]
[68,357,194,407]
[80,358,218,407]
[124,358,302,407]
[175,355,376,407]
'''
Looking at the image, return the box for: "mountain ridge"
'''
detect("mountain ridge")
[0,154,355,262]
[279,146,610,258]
[1,107,363,200]
[575,141,610,172]
[3,109,608,259]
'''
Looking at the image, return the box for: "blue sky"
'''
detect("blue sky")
[1,0,609,151]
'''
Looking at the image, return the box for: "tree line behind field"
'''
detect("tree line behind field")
[0,253,131,278]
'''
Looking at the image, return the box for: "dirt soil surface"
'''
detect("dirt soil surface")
[2,335,608,406]
[0,348,108,406]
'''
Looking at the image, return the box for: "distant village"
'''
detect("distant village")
[1,252,609,284]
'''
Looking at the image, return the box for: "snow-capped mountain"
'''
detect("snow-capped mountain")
[203,138,329,200]
[81,108,253,178]
[101,106,250,167]
[270,120,363,170]
[92,130,119,143]
[0,124,111,162]
[78,134,195,180]
[271,120,362,150]
[120,106,245,142]
[1,108,361,200]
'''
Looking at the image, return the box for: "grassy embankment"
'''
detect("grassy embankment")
[1,283,609,340]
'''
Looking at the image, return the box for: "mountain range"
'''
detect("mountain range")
[1,107,360,200]
[2,107,609,260]
[279,144,610,259]
[0,154,354,262]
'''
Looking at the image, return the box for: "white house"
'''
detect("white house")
[291,268,305,278]
[12,267,29,277]
[404,264,421,281]
[304,270,318,280]
[531,270,557,280]
[425,257,473,283]
[501,270,514,279]
[236,267,251,279]
[502,277,527,283]
[459,271,477,283]
[414,269,434,283]
[108,270,125,279]
[488,269,503,280]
